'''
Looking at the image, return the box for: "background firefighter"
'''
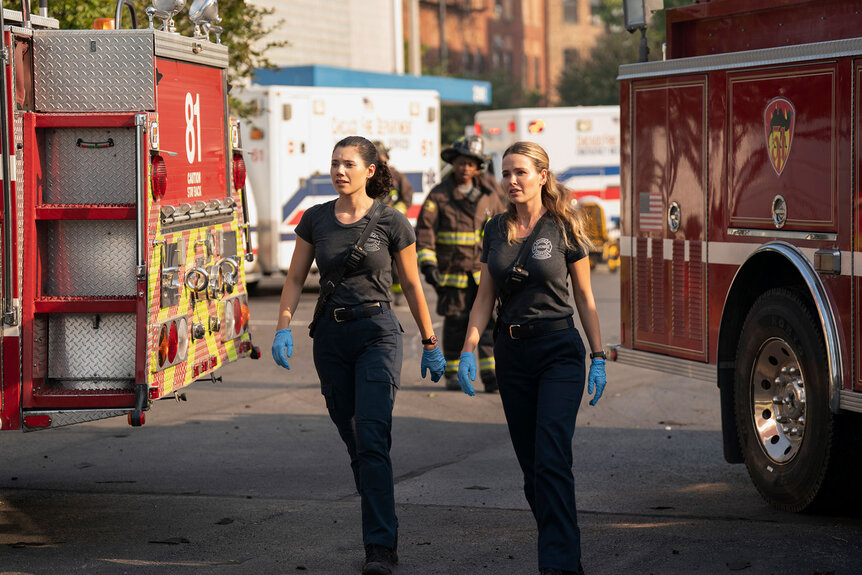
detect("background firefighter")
[417,136,506,392]
[374,141,414,304]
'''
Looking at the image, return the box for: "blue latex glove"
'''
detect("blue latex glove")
[421,345,446,382]
[457,352,477,397]
[588,358,606,406]
[272,328,293,370]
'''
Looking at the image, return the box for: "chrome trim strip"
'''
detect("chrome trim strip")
[727,228,837,241]
[619,37,862,80]
[724,241,843,412]
[611,345,715,382]
[136,114,147,280]
[839,390,862,413]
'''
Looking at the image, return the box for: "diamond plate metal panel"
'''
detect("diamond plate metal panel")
[33,30,155,112]
[44,127,136,204]
[44,220,136,296]
[48,313,135,380]
[23,409,129,431]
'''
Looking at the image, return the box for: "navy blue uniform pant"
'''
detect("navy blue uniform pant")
[313,307,402,549]
[494,319,586,571]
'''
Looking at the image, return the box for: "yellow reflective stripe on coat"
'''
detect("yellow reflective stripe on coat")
[479,357,496,370]
[435,230,481,245]
[445,359,459,373]
[472,270,481,285]
[439,273,469,288]
[417,248,437,266]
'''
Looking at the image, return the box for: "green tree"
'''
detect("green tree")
[45,0,284,116]
[556,0,687,106]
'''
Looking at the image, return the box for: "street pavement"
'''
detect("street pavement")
[0,269,861,574]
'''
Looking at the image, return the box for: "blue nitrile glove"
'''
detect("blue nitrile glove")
[421,345,446,382]
[457,352,477,397]
[588,358,606,406]
[272,328,293,370]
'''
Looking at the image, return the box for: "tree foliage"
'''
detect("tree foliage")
[44,0,284,116]
[556,0,688,107]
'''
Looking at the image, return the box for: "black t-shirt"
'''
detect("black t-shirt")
[481,213,586,325]
[295,200,415,306]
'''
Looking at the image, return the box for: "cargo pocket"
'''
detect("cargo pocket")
[367,367,398,403]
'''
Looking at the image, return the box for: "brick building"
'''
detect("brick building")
[407,0,603,104]
[546,0,605,103]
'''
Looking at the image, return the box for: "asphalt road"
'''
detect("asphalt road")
[1,268,861,575]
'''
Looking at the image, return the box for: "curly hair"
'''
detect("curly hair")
[332,136,393,200]
[501,141,592,251]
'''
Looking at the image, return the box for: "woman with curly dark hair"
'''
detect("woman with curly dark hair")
[272,136,445,575]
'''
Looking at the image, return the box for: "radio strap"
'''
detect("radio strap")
[496,214,547,317]
[308,202,383,338]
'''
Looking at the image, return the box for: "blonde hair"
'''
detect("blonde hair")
[501,141,592,251]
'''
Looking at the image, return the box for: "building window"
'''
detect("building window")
[564,0,578,23]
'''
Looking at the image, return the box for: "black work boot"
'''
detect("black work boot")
[539,565,585,575]
[363,543,398,575]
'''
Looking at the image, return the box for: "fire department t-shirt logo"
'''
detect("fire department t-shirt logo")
[764,97,795,176]
[531,238,553,260]
[364,232,382,253]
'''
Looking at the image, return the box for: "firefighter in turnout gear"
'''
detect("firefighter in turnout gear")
[417,136,505,392]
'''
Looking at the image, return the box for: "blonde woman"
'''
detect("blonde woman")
[457,141,606,575]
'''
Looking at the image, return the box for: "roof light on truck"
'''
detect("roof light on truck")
[152,155,167,200]
[473,123,482,135]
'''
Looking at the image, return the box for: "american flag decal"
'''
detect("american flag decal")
[639,191,663,231]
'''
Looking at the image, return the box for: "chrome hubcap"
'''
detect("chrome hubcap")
[750,337,806,463]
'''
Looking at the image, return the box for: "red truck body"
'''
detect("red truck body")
[617,0,862,511]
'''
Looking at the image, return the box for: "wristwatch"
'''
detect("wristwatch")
[590,350,607,360]
[422,334,438,346]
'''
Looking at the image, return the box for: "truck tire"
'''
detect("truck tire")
[734,287,833,512]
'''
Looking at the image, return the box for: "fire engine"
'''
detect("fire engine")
[615,0,862,512]
[0,0,258,432]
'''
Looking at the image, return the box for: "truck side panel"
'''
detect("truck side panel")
[630,76,708,361]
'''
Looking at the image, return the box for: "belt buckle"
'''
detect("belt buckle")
[333,308,348,322]
[508,324,520,339]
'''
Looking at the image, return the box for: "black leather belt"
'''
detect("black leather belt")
[503,316,573,340]
[331,301,390,323]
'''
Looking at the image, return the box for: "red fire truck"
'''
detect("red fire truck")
[0,1,258,432]
[615,0,862,511]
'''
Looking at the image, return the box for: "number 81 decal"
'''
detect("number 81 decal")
[185,92,201,164]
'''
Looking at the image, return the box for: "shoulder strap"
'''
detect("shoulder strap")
[513,214,547,269]
[318,201,383,302]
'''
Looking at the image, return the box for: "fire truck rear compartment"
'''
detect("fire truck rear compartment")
[25,121,138,405]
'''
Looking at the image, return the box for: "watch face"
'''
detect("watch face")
[423,335,438,346]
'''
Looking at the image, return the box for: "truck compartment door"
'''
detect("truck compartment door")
[631,76,707,360]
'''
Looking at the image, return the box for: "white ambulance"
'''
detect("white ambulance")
[473,105,620,223]
[238,86,441,279]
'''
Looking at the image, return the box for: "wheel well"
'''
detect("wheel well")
[717,252,808,464]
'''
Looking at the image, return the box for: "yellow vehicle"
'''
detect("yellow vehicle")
[578,200,620,272]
